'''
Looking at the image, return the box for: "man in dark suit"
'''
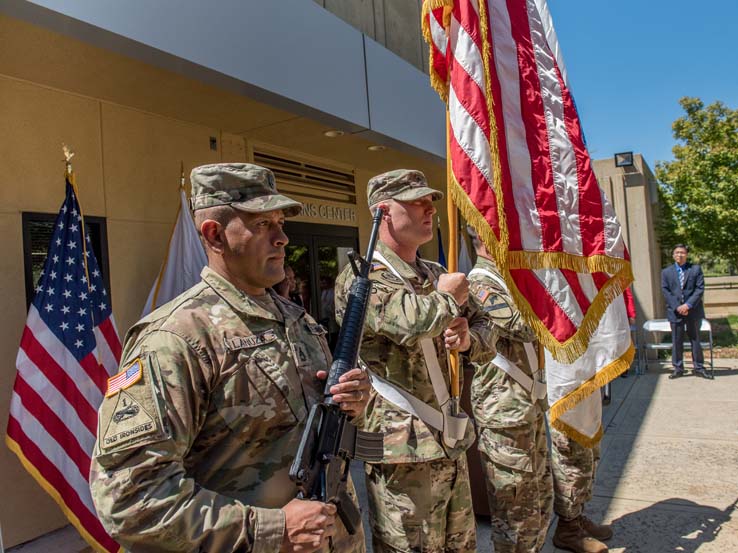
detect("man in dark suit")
[661,244,709,379]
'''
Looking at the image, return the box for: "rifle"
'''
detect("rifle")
[289,207,385,535]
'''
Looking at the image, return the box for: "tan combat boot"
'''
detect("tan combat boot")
[552,516,608,553]
[580,515,613,541]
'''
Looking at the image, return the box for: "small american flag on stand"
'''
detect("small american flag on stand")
[5,169,122,552]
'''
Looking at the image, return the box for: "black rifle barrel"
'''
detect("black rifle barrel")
[323,207,384,402]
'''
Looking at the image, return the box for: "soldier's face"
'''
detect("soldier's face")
[223,209,289,293]
[387,196,436,247]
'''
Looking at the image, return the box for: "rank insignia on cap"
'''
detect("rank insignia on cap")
[106,359,143,397]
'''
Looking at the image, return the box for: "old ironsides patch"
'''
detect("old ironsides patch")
[101,390,158,450]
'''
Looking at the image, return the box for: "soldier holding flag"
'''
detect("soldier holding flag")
[335,169,496,553]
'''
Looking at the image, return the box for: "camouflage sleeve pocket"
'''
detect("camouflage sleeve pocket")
[96,354,170,459]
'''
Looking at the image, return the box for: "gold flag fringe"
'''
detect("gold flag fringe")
[5,436,122,552]
[449,177,634,364]
[549,342,635,421]
[550,419,604,449]
[421,0,454,102]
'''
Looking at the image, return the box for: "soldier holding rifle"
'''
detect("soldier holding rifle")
[335,169,496,553]
[89,163,369,553]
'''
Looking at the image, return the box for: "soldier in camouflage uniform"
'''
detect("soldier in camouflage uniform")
[466,227,553,553]
[335,169,497,553]
[550,426,612,553]
[89,163,370,553]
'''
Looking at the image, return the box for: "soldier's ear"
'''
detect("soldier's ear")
[200,219,226,254]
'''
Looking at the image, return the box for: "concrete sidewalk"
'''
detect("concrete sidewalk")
[537,359,738,553]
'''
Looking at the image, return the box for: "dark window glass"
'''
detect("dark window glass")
[22,212,112,309]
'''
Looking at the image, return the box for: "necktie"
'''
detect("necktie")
[679,266,685,289]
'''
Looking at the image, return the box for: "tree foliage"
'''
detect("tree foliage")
[656,97,738,272]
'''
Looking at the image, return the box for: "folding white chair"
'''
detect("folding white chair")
[640,318,714,376]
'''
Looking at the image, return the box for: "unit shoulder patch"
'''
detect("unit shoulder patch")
[484,294,515,325]
[100,389,158,450]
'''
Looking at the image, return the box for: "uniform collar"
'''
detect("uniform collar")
[376,240,429,282]
[201,266,304,323]
[474,256,500,275]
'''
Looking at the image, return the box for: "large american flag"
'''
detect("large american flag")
[422,0,633,443]
[5,177,122,552]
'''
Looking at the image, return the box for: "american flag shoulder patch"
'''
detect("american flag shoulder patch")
[106,358,143,397]
[477,289,491,304]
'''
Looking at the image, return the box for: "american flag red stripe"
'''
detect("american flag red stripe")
[6,177,122,552]
[20,325,99,435]
[423,0,632,362]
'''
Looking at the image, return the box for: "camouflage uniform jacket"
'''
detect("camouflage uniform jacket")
[335,241,496,464]
[468,257,548,428]
[90,267,362,553]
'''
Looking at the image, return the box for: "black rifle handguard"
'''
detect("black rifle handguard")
[289,208,385,535]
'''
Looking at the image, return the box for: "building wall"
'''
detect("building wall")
[593,155,665,325]
[315,0,429,73]
[0,14,446,547]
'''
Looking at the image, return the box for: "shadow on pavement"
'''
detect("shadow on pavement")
[606,498,737,553]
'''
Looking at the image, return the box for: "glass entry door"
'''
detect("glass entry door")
[284,222,359,348]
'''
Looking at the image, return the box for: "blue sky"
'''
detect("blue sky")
[547,0,738,168]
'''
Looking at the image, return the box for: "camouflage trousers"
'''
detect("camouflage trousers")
[550,425,601,520]
[364,456,476,552]
[478,414,553,553]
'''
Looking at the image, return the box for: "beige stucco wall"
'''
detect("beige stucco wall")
[0,14,445,547]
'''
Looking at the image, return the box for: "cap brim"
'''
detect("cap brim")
[393,187,444,202]
[231,194,303,217]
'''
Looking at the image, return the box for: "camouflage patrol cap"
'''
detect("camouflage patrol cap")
[367,169,444,207]
[190,163,302,216]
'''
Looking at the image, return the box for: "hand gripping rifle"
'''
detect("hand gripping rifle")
[289,207,385,535]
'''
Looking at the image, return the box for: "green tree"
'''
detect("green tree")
[656,97,738,273]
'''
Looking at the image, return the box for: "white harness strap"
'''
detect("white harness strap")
[369,251,468,447]
[469,266,547,401]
